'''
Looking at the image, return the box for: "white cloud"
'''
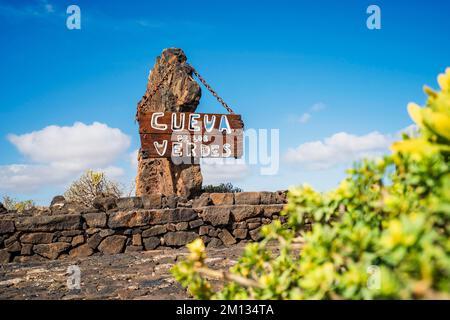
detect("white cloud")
[399,124,419,138]
[295,102,326,124]
[126,150,248,186]
[311,102,326,112]
[1,122,130,192]
[0,1,56,18]
[285,131,392,170]
[99,166,125,179]
[0,164,70,192]
[129,149,139,169]
[44,3,54,13]
[298,113,311,124]
[8,122,130,171]
[136,20,165,28]
[200,158,250,185]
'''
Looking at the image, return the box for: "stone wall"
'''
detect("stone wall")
[0,191,287,264]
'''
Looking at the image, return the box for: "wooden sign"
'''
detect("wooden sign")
[138,112,244,158]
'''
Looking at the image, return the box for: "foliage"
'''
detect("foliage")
[2,196,35,213]
[64,170,123,207]
[202,182,243,193]
[172,69,450,299]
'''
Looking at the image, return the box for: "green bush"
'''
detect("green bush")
[172,69,450,299]
[202,183,243,193]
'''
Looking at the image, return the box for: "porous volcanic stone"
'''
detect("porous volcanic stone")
[69,244,93,258]
[234,192,261,205]
[116,197,143,210]
[20,232,54,244]
[189,219,203,229]
[249,227,262,241]
[259,192,276,205]
[200,206,231,226]
[162,195,178,209]
[142,225,167,238]
[218,229,236,246]
[0,220,15,234]
[207,238,223,248]
[163,232,198,246]
[98,235,127,255]
[143,237,160,250]
[108,208,197,229]
[6,241,21,253]
[132,234,142,246]
[262,204,285,217]
[16,214,82,232]
[199,225,209,236]
[50,195,66,207]
[93,196,117,211]
[0,202,7,215]
[0,249,11,263]
[209,193,234,206]
[231,206,260,222]
[192,193,210,208]
[125,245,143,253]
[87,233,103,250]
[142,194,162,209]
[21,244,33,256]
[83,212,107,228]
[34,242,71,260]
[71,235,85,247]
[233,228,248,239]
[135,48,202,199]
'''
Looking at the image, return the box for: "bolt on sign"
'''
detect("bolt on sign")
[139,112,244,158]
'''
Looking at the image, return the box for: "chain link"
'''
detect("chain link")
[136,57,177,121]
[145,60,177,104]
[136,59,235,121]
[191,67,235,114]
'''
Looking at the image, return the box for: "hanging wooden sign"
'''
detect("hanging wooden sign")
[138,112,244,158]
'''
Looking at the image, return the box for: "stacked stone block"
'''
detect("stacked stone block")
[0,191,287,263]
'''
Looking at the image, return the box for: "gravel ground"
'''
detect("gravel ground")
[0,244,249,300]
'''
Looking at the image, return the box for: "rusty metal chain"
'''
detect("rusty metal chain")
[190,67,235,114]
[136,58,235,122]
[135,57,177,121]
[145,58,177,104]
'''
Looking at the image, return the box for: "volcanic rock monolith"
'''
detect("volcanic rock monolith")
[135,48,203,198]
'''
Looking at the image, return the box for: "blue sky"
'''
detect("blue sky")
[1,0,449,205]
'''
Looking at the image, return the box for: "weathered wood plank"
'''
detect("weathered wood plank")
[138,112,243,134]
[138,111,244,158]
[140,133,243,158]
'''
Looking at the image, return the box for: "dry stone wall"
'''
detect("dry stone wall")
[0,191,287,264]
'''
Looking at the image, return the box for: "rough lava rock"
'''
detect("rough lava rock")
[200,206,231,226]
[98,235,127,255]
[15,214,82,232]
[0,219,14,234]
[33,242,70,260]
[93,196,117,212]
[0,192,288,262]
[50,195,66,207]
[0,202,8,214]
[163,231,198,246]
[135,48,203,199]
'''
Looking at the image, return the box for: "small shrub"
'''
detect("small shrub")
[2,196,35,213]
[202,183,243,193]
[64,170,123,207]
